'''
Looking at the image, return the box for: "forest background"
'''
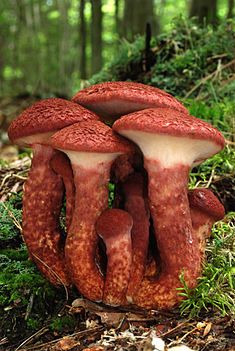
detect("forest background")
[0,0,234,98]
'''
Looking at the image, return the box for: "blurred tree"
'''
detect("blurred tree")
[122,0,158,41]
[80,0,87,79]
[227,0,234,18]
[91,0,103,74]
[189,0,218,25]
[58,0,70,95]
[115,0,121,37]
[0,0,232,97]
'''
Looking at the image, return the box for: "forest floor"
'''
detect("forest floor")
[1,298,235,351]
[0,97,234,351]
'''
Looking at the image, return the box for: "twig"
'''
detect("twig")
[19,326,104,351]
[167,325,198,348]
[0,173,12,190]
[25,293,34,321]
[206,169,215,188]
[12,174,28,180]
[2,202,22,232]
[225,139,235,146]
[31,253,69,301]
[15,327,49,351]
[185,58,235,98]
[160,321,189,337]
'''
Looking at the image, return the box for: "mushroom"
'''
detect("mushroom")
[73,81,188,290]
[72,81,188,123]
[96,208,133,306]
[121,173,150,302]
[8,98,99,285]
[51,120,133,301]
[113,107,225,309]
[189,188,225,260]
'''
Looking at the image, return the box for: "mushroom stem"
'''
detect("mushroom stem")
[133,160,201,309]
[121,173,150,302]
[50,152,75,230]
[23,144,69,285]
[96,209,133,306]
[189,188,225,262]
[65,160,114,302]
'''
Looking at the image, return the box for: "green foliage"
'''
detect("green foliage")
[189,145,235,189]
[90,19,235,104]
[0,244,57,307]
[89,36,145,87]
[0,197,66,338]
[150,19,235,99]
[0,201,22,241]
[186,99,235,135]
[108,182,115,208]
[50,315,77,333]
[178,214,235,317]
[26,318,41,330]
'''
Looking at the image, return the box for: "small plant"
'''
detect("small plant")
[108,182,115,208]
[178,213,235,317]
[0,201,22,241]
[26,318,40,330]
[189,145,235,189]
[50,315,77,333]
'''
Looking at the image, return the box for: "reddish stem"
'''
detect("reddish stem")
[65,163,113,302]
[23,145,69,285]
[96,209,133,306]
[133,160,201,309]
[189,188,225,263]
[121,173,150,302]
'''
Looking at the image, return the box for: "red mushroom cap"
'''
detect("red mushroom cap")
[188,188,225,221]
[113,108,225,167]
[113,108,224,147]
[51,120,133,154]
[72,81,188,120]
[96,208,133,240]
[8,98,99,144]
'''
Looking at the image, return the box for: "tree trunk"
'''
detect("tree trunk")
[115,0,120,37]
[90,0,103,74]
[122,0,133,40]
[0,28,4,94]
[227,0,234,18]
[122,0,157,41]
[189,0,218,26]
[79,0,87,79]
[58,0,70,95]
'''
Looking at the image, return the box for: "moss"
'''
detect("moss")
[89,18,235,104]
[0,202,22,242]
[189,145,235,189]
[179,213,235,317]
[50,315,77,333]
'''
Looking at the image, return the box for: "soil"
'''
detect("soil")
[0,299,234,351]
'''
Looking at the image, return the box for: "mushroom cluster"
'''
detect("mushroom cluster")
[8,82,225,310]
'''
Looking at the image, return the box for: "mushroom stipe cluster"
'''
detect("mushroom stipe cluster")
[8,82,225,310]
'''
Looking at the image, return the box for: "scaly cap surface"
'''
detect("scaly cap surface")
[51,120,133,154]
[8,98,99,143]
[72,81,188,118]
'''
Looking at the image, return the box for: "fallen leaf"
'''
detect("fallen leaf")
[95,311,125,326]
[168,345,195,351]
[52,336,78,350]
[203,322,212,337]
